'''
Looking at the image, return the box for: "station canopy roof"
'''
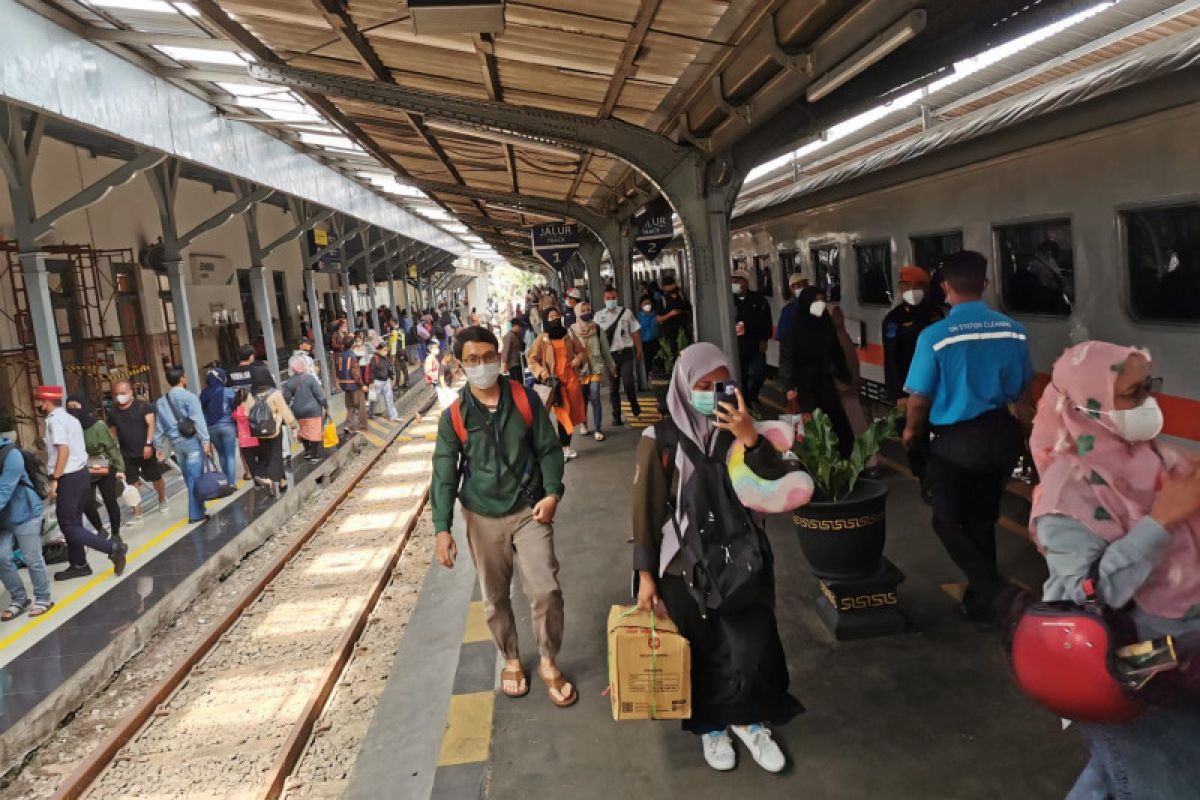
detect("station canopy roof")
[29,0,1198,268]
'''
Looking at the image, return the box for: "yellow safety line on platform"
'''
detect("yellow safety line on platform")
[0,518,187,650]
[462,601,490,644]
[437,692,495,767]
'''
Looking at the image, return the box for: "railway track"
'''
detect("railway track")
[52,407,442,800]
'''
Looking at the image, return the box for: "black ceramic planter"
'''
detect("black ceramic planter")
[792,477,888,581]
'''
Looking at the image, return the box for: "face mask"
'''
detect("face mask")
[642,304,653,313]
[1092,397,1164,442]
[581,313,595,323]
[902,289,925,306]
[115,393,132,405]
[546,319,564,332]
[465,363,501,390]
[809,300,826,317]
[731,284,744,295]
[690,389,716,417]
[793,288,804,299]
[605,299,618,311]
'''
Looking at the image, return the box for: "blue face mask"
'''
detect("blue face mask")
[605,299,618,311]
[690,389,716,416]
[581,313,595,322]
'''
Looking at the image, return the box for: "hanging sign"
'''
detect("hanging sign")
[530,223,579,270]
[306,229,341,268]
[634,197,673,262]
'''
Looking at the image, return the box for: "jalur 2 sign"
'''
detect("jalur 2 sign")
[635,197,673,262]
[531,223,580,271]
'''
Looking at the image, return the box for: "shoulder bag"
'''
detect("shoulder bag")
[165,392,197,439]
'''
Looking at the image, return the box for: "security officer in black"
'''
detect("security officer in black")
[882,265,943,484]
[902,251,1034,623]
[656,274,692,354]
[731,267,772,408]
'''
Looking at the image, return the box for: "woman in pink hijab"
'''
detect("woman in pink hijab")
[1029,341,1200,799]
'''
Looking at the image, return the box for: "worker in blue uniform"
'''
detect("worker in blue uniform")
[902,251,1034,622]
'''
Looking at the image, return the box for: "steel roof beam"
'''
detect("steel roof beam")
[247,63,696,186]
[27,149,167,242]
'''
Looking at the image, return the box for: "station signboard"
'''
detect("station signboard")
[306,228,341,270]
[634,197,673,262]
[530,223,579,271]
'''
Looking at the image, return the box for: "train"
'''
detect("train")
[641,101,1200,444]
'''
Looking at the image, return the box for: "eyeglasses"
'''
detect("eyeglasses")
[462,353,501,368]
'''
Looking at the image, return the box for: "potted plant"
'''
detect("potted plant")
[649,329,688,414]
[790,408,899,580]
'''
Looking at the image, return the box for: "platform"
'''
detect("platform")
[0,379,424,770]
[351,395,1086,800]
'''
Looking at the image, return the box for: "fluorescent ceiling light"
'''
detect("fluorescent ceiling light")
[442,223,470,233]
[87,0,179,11]
[234,96,310,114]
[298,132,362,151]
[260,107,324,123]
[156,46,252,66]
[415,208,453,221]
[807,10,927,103]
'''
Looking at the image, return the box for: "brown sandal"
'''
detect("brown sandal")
[538,667,578,708]
[500,667,529,698]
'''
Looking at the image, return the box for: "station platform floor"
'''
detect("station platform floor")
[351,394,1086,800]
[0,377,419,744]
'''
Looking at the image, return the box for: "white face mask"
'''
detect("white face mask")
[465,363,501,390]
[1102,397,1164,442]
[809,300,826,317]
[642,304,653,313]
[731,283,744,295]
[115,393,132,405]
[902,289,925,306]
[792,288,804,298]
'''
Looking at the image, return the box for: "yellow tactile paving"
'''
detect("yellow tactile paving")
[462,601,491,644]
[437,692,495,767]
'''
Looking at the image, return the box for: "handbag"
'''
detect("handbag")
[194,455,235,502]
[323,418,339,448]
[165,392,198,439]
[86,455,111,474]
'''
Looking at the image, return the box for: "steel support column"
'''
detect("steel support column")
[362,230,382,333]
[341,266,356,322]
[163,259,201,391]
[304,267,331,396]
[18,252,65,388]
[249,266,280,381]
[577,233,606,307]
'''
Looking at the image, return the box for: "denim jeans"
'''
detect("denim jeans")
[172,438,206,521]
[0,517,51,606]
[209,422,238,487]
[1069,709,1200,799]
[585,380,603,433]
[375,380,399,420]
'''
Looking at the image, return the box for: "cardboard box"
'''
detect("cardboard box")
[607,605,691,721]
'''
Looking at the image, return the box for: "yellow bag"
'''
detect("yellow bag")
[323,420,339,448]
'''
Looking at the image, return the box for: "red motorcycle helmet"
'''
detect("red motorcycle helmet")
[1010,581,1143,725]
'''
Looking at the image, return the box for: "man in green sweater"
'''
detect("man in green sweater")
[431,326,575,707]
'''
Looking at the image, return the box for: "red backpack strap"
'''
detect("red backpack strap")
[509,380,533,428]
[449,398,467,444]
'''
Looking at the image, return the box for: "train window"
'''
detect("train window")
[779,251,799,300]
[854,242,893,306]
[910,231,962,273]
[995,219,1074,316]
[810,244,841,302]
[1124,204,1200,323]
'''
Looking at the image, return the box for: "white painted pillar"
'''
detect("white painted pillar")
[250,266,281,381]
[163,259,201,392]
[305,267,330,395]
[18,251,65,388]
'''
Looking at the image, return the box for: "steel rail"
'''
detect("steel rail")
[53,391,438,800]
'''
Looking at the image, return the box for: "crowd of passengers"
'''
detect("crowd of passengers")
[0,297,475,620]
[427,250,1199,798]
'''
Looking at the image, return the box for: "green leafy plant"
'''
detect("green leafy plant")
[653,328,690,374]
[792,407,900,502]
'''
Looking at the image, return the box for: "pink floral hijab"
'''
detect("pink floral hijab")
[1030,341,1200,618]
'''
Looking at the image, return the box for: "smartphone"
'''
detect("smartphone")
[714,381,738,399]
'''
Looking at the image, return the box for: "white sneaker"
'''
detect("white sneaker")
[702,730,736,771]
[562,447,578,460]
[157,503,170,514]
[730,724,786,773]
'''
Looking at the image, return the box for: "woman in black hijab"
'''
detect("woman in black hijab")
[778,286,856,458]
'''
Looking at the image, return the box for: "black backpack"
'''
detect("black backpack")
[0,442,51,500]
[247,390,280,438]
[654,420,772,616]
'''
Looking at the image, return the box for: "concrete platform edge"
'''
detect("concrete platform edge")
[0,436,371,775]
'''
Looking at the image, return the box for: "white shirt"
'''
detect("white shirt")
[594,305,641,352]
[44,406,88,475]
